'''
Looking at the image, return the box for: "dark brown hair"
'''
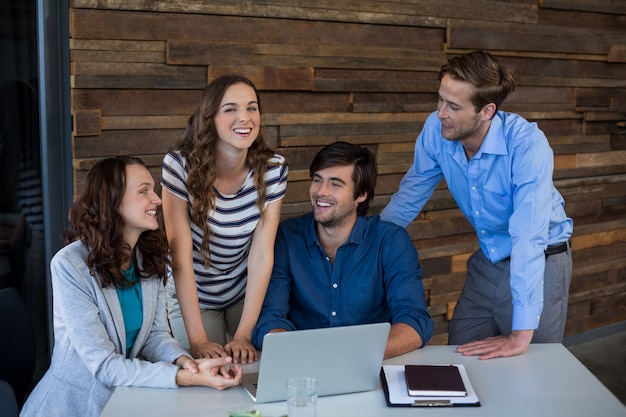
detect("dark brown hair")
[439,50,516,114]
[175,74,276,265]
[63,156,169,288]
[309,141,377,216]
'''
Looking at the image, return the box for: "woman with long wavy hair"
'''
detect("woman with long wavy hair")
[161,75,288,364]
[21,156,241,417]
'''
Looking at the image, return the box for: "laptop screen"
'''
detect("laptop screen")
[242,322,391,403]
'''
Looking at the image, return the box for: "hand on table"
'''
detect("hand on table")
[191,340,228,360]
[456,329,533,360]
[225,337,258,365]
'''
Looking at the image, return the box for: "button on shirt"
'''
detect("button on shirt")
[380,111,573,331]
[252,213,434,349]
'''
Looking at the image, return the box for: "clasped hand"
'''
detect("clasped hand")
[177,356,242,389]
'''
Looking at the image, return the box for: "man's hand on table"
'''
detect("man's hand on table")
[456,329,534,360]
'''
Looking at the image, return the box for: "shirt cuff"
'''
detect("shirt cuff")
[252,319,296,349]
[394,316,434,347]
[512,304,543,331]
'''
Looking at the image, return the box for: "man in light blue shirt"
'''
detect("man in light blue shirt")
[381,51,573,359]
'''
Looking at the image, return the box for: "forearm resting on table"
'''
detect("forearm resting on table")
[385,322,423,359]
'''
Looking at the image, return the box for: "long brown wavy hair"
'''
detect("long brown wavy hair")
[63,156,170,288]
[174,74,276,265]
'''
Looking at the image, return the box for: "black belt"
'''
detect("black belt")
[544,239,571,258]
[502,239,571,262]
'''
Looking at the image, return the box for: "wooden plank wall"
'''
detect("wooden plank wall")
[69,0,626,344]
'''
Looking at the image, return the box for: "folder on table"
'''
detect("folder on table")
[380,364,481,407]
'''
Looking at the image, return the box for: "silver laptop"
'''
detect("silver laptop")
[242,322,390,403]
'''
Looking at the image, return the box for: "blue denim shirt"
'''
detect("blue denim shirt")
[381,110,573,330]
[253,213,434,349]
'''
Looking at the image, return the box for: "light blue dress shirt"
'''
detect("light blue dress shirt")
[381,110,573,330]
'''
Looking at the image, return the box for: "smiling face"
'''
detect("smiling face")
[309,164,367,230]
[214,82,261,153]
[118,163,162,247]
[437,75,490,144]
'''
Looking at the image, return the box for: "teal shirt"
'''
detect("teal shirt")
[116,264,143,357]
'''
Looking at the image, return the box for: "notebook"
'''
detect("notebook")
[242,322,391,403]
[405,364,467,396]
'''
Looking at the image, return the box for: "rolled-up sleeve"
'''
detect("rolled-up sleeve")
[380,222,434,345]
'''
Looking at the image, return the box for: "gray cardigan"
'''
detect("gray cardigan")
[21,241,189,417]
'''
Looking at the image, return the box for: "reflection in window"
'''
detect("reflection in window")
[0,0,48,390]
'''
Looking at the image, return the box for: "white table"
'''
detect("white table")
[100,344,625,417]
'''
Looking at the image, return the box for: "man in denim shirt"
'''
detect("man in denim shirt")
[381,51,573,359]
[253,142,433,358]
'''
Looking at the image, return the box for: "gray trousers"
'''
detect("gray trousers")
[448,244,573,345]
[165,279,244,350]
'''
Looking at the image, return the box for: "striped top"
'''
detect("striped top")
[17,158,44,232]
[161,150,288,310]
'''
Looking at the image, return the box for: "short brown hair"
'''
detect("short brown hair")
[439,50,515,114]
[309,142,377,216]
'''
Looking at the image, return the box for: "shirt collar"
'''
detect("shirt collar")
[306,213,366,247]
[479,111,508,156]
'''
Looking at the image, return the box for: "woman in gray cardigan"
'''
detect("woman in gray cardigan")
[21,156,242,417]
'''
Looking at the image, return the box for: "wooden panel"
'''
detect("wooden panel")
[353,92,438,113]
[73,109,101,136]
[535,119,582,137]
[279,132,417,148]
[506,86,574,104]
[539,0,626,15]
[280,121,421,139]
[70,39,165,52]
[608,45,626,63]
[576,87,626,107]
[427,271,467,294]
[261,92,352,114]
[71,74,205,89]
[68,1,626,342]
[168,40,447,72]
[72,89,202,115]
[502,56,626,81]
[549,135,611,154]
[516,76,626,88]
[73,129,181,158]
[71,0,449,27]
[314,69,439,92]
[208,66,314,91]
[70,9,443,50]
[167,41,254,66]
[71,60,207,89]
[101,115,188,130]
[71,50,163,63]
[447,19,617,54]
[265,112,428,127]
[72,61,205,77]
[576,150,626,168]
[71,0,540,26]
[538,8,626,31]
